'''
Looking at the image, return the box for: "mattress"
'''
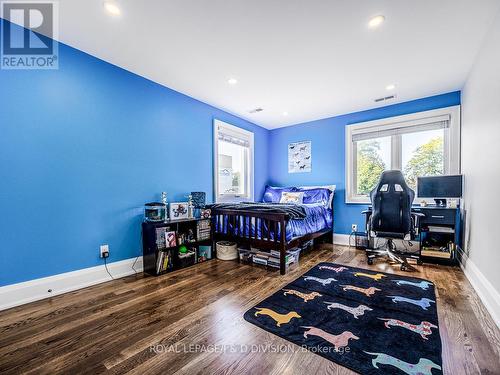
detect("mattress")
[216,204,333,242]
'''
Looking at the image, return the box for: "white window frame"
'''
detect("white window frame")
[213,119,254,203]
[345,106,461,204]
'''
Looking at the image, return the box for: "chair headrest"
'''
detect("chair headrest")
[374,170,410,191]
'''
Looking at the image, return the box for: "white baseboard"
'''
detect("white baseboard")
[0,257,143,312]
[333,233,352,246]
[459,250,500,328]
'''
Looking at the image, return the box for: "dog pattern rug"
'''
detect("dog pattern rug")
[243,262,442,375]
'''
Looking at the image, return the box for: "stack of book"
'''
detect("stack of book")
[252,253,268,266]
[301,240,314,251]
[421,246,452,259]
[287,248,301,263]
[196,219,211,241]
[251,250,294,269]
[267,255,294,269]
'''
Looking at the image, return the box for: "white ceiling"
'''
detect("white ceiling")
[48,1,500,128]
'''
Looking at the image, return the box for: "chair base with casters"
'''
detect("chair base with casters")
[362,170,425,272]
[362,221,423,271]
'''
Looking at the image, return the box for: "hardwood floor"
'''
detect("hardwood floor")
[1,244,499,374]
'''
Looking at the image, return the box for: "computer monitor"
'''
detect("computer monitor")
[417,175,463,206]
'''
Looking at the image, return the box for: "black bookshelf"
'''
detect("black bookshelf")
[142,217,213,276]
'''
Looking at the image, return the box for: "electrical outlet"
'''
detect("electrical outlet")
[100,244,109,258]
[351,224,358,233]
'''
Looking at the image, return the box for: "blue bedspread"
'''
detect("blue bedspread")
[215,204,332,242]
[288,204,333,240]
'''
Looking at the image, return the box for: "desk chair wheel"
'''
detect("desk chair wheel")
[417,259,423,266]
[367,258,373,265]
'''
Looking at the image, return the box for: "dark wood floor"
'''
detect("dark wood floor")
[1,244,499,374]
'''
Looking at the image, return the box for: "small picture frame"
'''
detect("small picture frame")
[170,202,189,220]
[165,231,177,248]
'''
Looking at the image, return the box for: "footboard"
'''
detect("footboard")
[211,208,289,275]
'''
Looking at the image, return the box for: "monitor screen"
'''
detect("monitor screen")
[417,175,463,198]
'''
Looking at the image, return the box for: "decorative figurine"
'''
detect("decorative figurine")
[201,208,211,219]
[161,192,168,219]
[187,194,194,218]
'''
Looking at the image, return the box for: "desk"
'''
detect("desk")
[411,205,461,265]
[363,205,462,265]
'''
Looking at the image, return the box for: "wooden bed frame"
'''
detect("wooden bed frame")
[211,207,333,275]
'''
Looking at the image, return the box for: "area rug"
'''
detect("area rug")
[244,262,442,375]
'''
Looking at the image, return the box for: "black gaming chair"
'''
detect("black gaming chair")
[363,170,424,271]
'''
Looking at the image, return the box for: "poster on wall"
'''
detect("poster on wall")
[288,141,311,173]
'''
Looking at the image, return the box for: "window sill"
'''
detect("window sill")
[346,196,370,204]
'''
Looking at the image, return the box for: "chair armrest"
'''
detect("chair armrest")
[361,210,372,215]
[411,212,425,235]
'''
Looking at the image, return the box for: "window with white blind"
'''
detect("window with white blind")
[345,106,461,203]
[214,119,254,202]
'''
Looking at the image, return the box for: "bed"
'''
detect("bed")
[211,185,335,275]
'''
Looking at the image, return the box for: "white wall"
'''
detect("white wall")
[461,10,500,326]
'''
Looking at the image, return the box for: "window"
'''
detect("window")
[346,106,460,203]
[214,119,254,202]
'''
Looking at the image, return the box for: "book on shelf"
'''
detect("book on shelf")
[155,227,167,249]
[427,226,454,233]
[196,220,211,241]
[156,250,173,273]
[421,247,452,259]
[198,245,212,262]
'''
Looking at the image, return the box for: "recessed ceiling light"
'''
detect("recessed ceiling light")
[368,15,385,28]
[227,78,238,85]
[283,111,289,116]
[386,84,396,91]
[104,1,121,16]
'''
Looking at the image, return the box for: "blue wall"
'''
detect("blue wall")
[268,92,461,235]
[0,20,269,286]
[0,18,461,287]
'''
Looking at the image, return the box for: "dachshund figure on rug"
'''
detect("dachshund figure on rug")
[302,326,359,350]
[378,318,438,340]
[393,279,433,290]
[364,352,441,375]
[323,302,372,319]
[341,285,381,297]
[254,308,301,327]
[318,265,348,273]
[387,296,435,310]
[303,276,337,286]
[283,289,322,302]
[353,272,386,281]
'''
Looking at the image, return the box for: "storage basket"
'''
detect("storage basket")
[216,241,238,260]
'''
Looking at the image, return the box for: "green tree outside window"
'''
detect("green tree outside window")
[356,140,386,195]
[404,137,444,190]
[356,137,444,195]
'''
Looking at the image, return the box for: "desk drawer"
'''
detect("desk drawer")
[419,209,455,225]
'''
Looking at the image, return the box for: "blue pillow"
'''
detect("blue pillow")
[296,188,332,206]
[262,186,294,203]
